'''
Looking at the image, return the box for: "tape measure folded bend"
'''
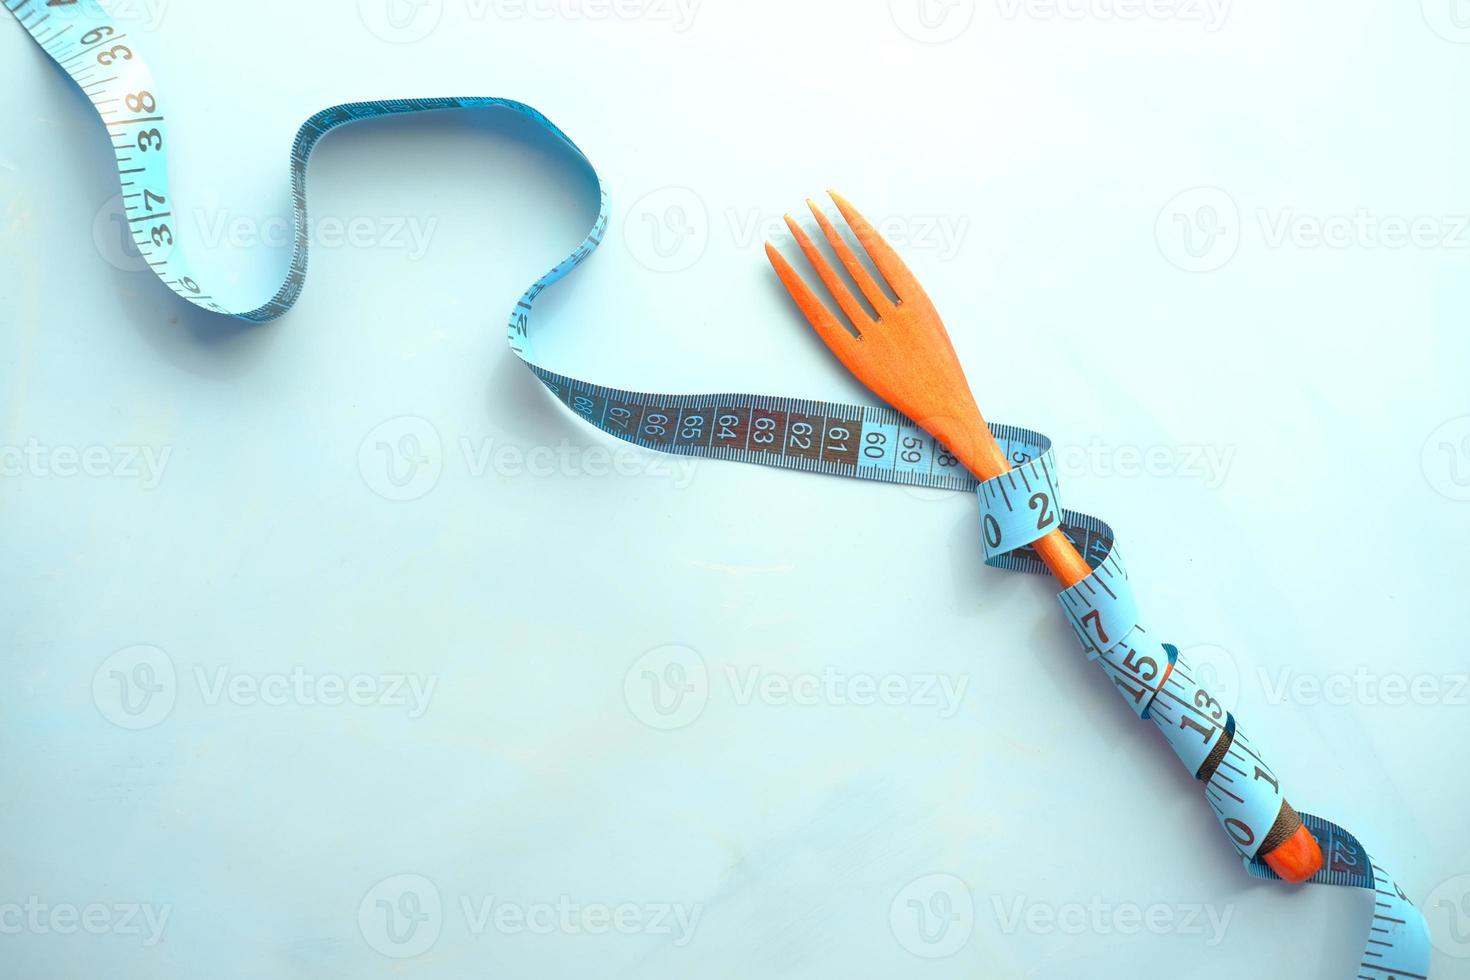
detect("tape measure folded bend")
[4,2,1431,975]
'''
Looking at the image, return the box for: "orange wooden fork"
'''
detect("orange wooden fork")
[765,190,1322,884]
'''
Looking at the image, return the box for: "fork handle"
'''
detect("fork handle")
[961,418,1322,884]
[1030,528,1095,589]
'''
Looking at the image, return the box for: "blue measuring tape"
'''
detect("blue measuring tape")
[4,2,1432,975]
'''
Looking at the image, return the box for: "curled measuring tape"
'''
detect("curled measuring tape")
[976,438,1431,979]
[4,2,1431,975]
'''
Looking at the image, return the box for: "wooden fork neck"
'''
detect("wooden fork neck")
[907,400,1010,484]
[913,406,1094,589]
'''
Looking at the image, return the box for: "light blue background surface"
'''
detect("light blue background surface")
[2,1,1469,977]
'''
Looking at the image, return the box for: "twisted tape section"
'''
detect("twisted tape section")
[978,435,1430,978]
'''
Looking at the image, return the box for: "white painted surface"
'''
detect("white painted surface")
[2,1,1468,977]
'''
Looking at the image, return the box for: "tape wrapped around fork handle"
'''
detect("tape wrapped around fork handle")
[975,446,1307,871]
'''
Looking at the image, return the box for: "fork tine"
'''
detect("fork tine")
[806,198,893,313]
[782,214,874,329]
[827,190,922,302]
[765,242,863,354]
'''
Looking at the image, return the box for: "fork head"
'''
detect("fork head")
[765,191,1007,481]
